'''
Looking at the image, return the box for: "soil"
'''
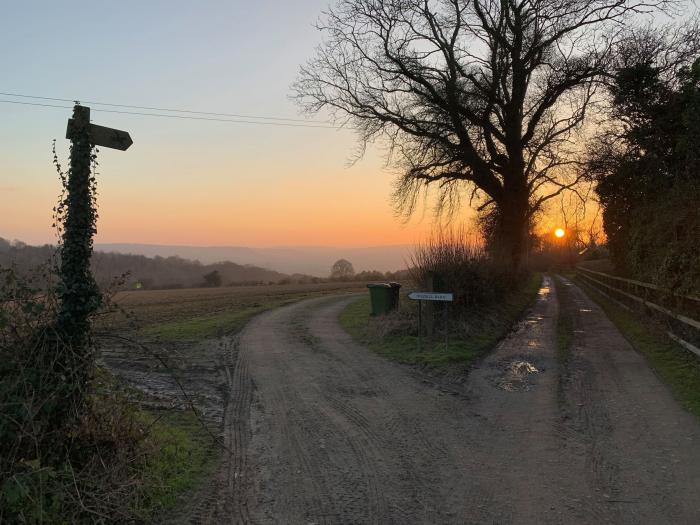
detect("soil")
[109,275,700,523]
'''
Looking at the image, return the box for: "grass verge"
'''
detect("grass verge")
[340,273,542,368]
[142,298,298,341]
[553,275,574,365]
[135,410,218,519]
[575,276,700,419]
[0,376,218,523]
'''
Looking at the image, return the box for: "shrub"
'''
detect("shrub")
[0,265,204,522]
[202,270,222,288]
[409,227,514,312]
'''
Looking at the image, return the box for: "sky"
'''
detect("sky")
[1,1,692,249]
[1,0,453,248]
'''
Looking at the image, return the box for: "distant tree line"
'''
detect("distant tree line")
[328,258,410,282]
[0,240,314,290]
[0,241,411,291]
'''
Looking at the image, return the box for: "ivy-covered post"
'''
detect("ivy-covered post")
[57,104,101,347]
[57,104,132,346]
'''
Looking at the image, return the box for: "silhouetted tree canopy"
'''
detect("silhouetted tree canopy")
[202,270,223,288]
[330,259,355,280]
[295,0,678,272]
[589,25,700,294]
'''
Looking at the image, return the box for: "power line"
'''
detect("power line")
[0,98,352,130]
[0,99,71,110]
[0,91,330,124]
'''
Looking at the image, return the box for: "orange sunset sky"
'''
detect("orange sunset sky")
[1,1,593,249]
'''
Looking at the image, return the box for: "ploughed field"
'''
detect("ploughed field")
[98,281,365,341]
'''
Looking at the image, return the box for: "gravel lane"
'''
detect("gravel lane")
[193,275,700,524]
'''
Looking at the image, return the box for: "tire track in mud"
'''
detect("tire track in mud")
[554,278,624,524]
[236,296,488,523]
[189,334,253,524]
[555,276,700,524]
[246,301,391,524]
[287,306,398,522]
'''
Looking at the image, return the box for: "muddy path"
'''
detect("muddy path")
[185,276,700,523]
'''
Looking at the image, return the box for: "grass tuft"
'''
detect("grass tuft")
[553,275,574,365]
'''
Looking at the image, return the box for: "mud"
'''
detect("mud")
[99,338,230,427]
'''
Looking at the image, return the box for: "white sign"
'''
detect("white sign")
[408,292,453,302]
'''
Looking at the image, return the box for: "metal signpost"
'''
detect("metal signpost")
[408,292,453,352]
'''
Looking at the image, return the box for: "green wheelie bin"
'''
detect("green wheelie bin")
[367,282,402,316]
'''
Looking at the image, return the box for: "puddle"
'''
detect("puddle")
[537,277,552,301]
[526,315,544,324]
[494,360,540,392]
[579,308,592,313]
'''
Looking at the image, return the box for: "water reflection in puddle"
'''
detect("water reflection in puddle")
[496,360,540,392]
[537,276,554,304]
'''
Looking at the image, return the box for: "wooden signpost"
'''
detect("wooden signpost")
[409,291,453,352]
[65,106,133,150]
[57,104,132,342]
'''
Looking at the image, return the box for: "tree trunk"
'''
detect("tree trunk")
[493,188,530,275]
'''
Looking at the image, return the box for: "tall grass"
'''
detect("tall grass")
[409,227,511,311]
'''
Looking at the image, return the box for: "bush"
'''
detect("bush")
[0,266,209,522]
[409,227,516,312]
[625,179,700,296]
[202,270,222,288]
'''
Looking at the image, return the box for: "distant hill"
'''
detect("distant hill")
[0,238,308,290]
[96,243,413,277]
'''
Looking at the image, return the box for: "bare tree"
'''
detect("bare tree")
[295,0,676,272]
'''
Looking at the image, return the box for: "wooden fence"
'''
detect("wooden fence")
[576,266,700,357]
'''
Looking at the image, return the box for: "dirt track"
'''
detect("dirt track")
[193,275,700,524]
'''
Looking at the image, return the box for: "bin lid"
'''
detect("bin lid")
[388,282,402,288]
[367,283,391,288]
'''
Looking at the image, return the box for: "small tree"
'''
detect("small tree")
[330,259,355,280]
[202,270,223,287]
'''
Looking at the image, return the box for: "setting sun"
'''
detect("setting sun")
[554,228,566,238]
